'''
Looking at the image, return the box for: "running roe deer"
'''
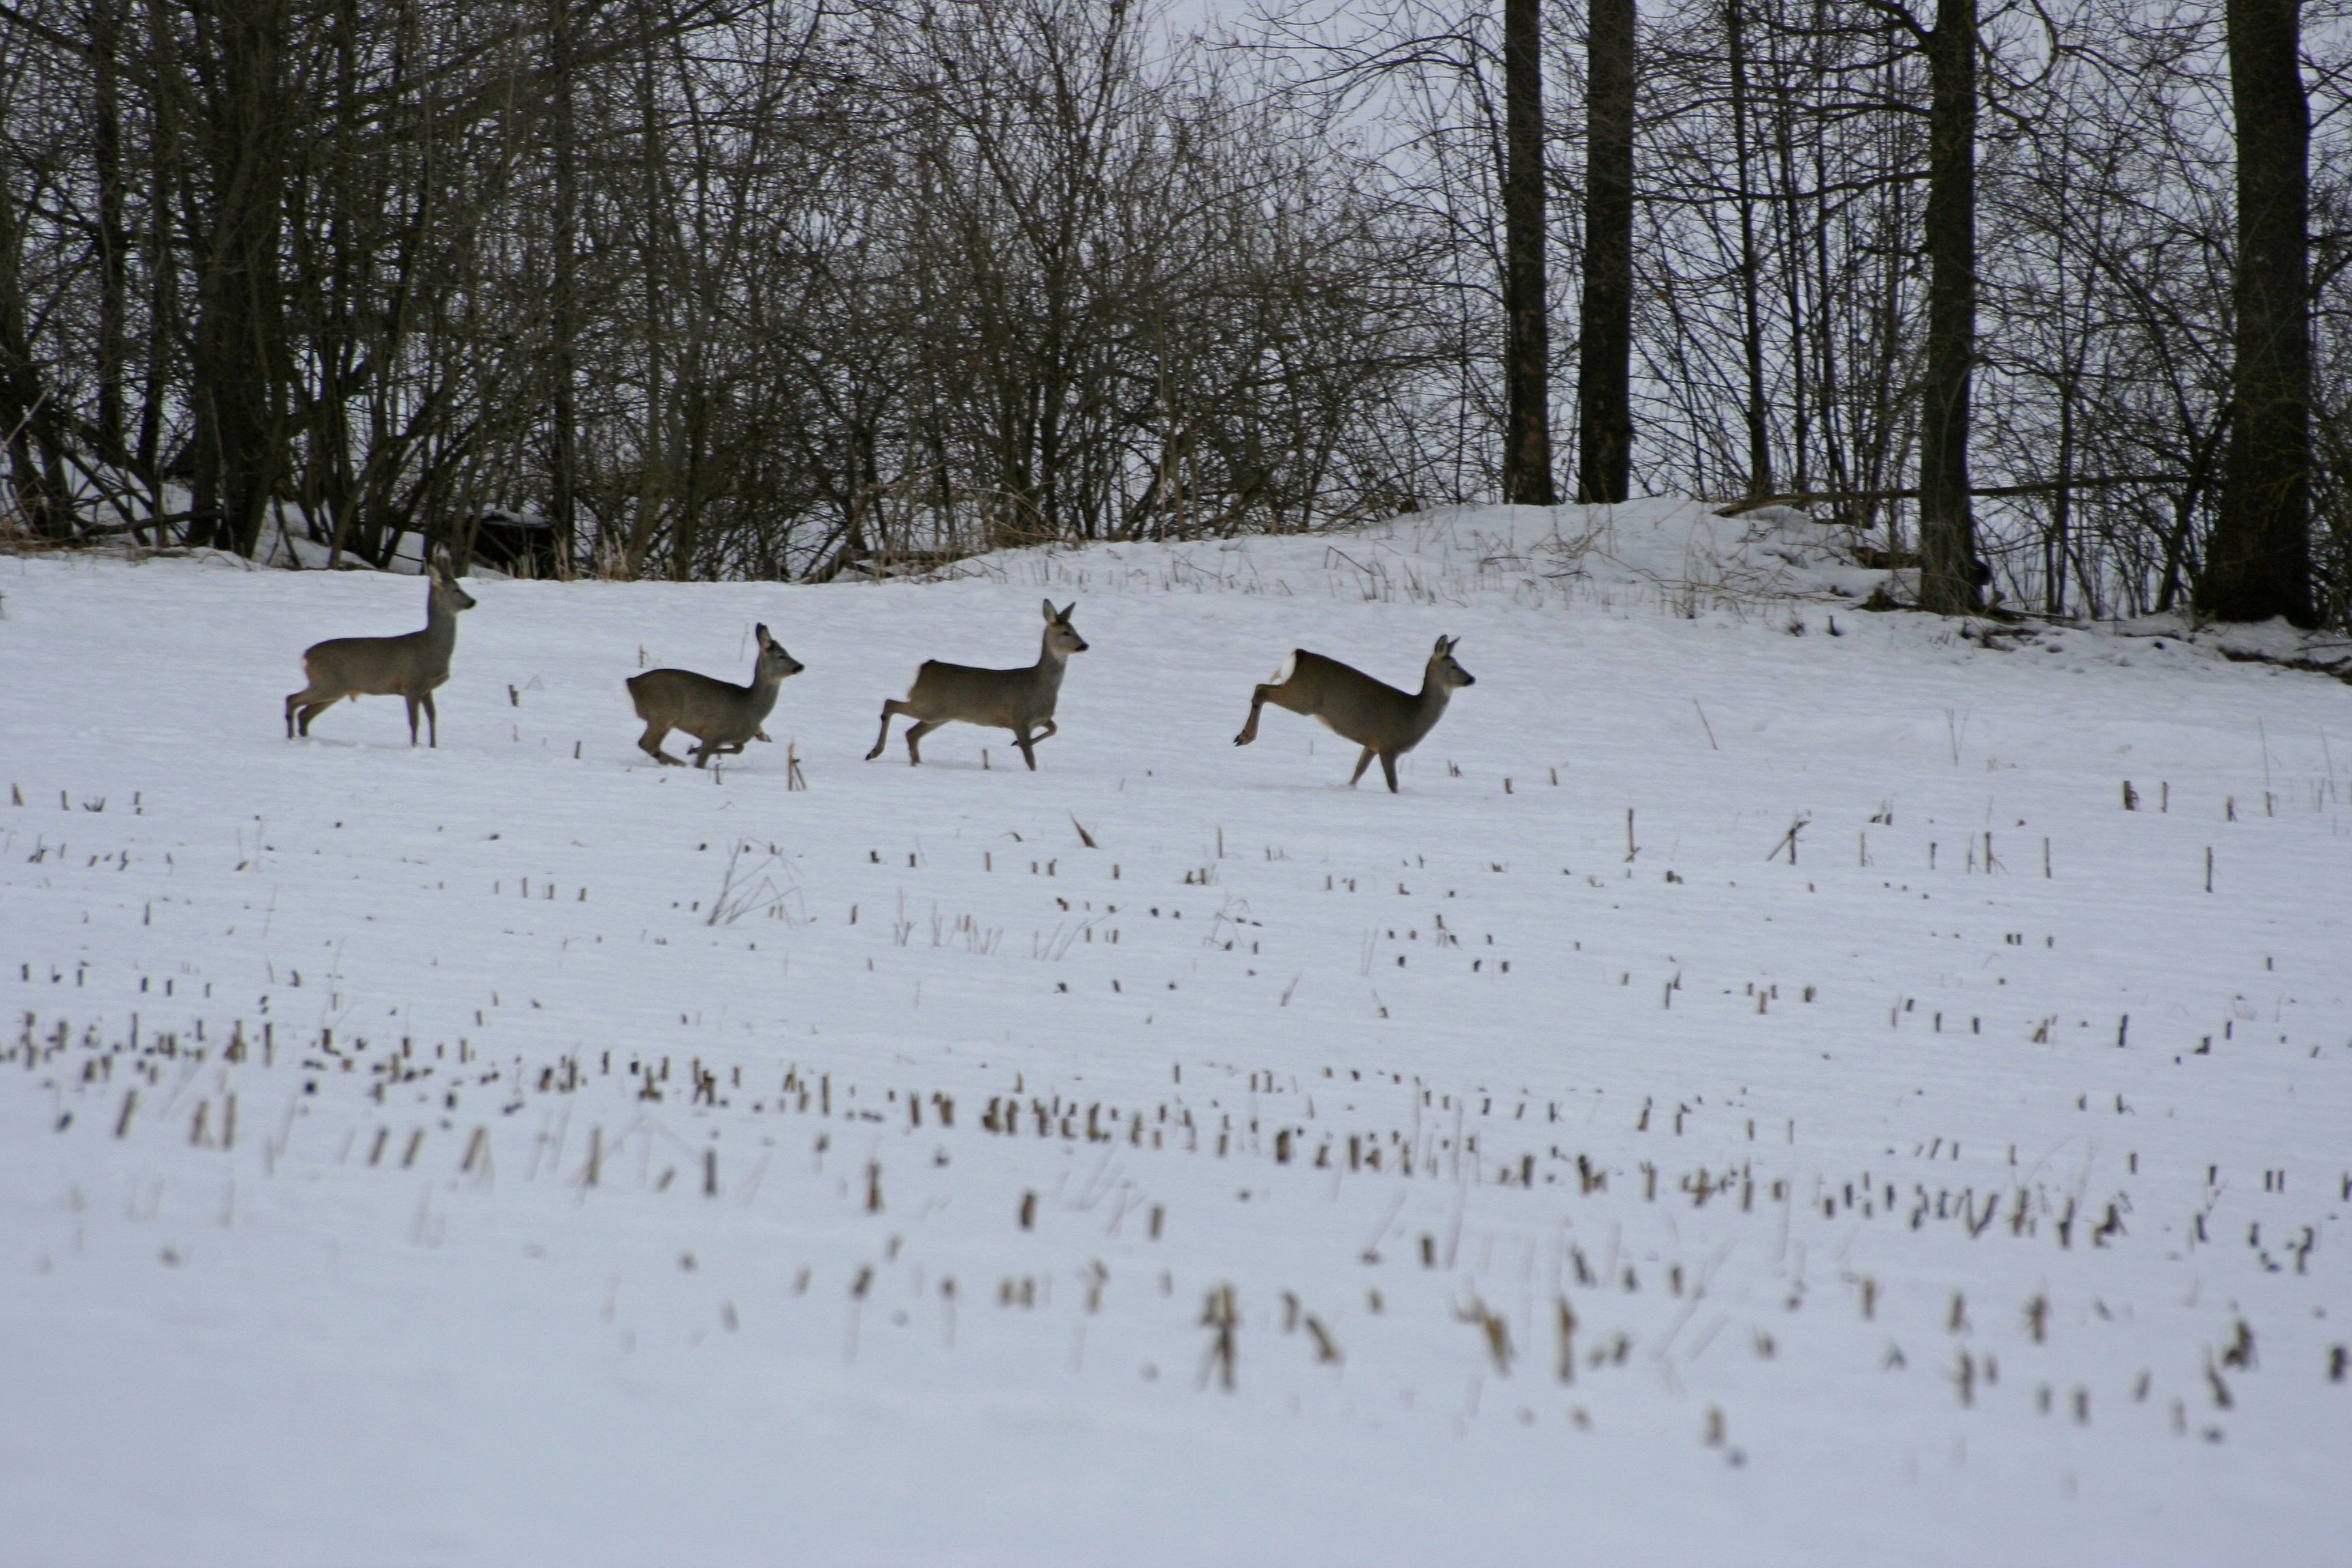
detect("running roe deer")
[865,600,1088,770]
[626,624,804,768]
[284,553,478,747]
[1232,636,1475,792]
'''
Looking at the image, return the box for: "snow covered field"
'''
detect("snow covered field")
[3,501,2347,1565]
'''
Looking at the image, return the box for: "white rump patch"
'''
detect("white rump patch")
[1270,651,1297,685]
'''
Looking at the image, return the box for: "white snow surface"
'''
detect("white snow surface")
[3,500,2347,1565]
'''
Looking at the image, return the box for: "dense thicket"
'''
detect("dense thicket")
[3,0,2347,625]
[0,0,1456,577]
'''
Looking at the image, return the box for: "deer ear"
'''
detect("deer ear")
[1043,598,1058,622]
[1060,601,1077,621]
[755,623,771,645]
[1435,636,1453,655]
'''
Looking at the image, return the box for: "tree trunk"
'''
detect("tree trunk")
[1501,0,1556,505]
[1914,0,1980,615]
[1727,0,1771,497]
[622,0,669,580]
[549,0,581,576]
[2201,0,2314,626]
[91,0,131,473]
[186,0,293,558]
[1575,0,1635,504]
[137,0,178,508]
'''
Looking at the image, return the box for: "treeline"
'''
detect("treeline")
[1287,0,2347,624]
[0,0,1456,578]
[3,0,2347,625]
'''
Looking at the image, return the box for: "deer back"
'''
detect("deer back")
[900,600,1085,728]
[628,626,802,742]
[1281,637,1472,753]
[1275,650,1414,747]
[301,560,476,698]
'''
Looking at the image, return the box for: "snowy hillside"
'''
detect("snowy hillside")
[3,500,2347,1565]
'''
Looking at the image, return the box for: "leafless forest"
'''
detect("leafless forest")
[2,0,2347,624]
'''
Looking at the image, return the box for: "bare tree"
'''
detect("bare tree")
[1577,0,1636,503]
[1502,0,1556,504]
[1912,0,1980,611]
[7,0,2349,631]
[2203,0,2315,624]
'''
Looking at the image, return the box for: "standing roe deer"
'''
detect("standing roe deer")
[1232,636,1475,792]
[626,624,805,768]
[284,553,478,746]
[866,600,1088,770]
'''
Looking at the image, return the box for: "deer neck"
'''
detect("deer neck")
[421,587,461,653]
[1405,673,1455,743]
[745,666,785,720]
[1033,633,1071,691]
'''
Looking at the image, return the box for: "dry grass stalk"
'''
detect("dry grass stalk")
[1456,1294,1512,1375]
[1199,1284,1239,1391]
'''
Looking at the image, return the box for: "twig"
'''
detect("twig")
[1714,473,2189,517]
[1765,813,1810,864]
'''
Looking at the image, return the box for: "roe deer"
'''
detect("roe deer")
[284,553,477,747]
[866,600,1088,770]
[1232,636,1474,792]
[626,624,804,768]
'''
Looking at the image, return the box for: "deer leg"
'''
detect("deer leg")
[693,736,748,768]
[866,700,909,762]
[1234,688,1274,746]
[293,700,331,737]
[1013,719,1056,767]
[638,724,685,766]
[904,718,944,765]
[1348,746,1378,787]
[420,691,439,749]
[1378,751,1399,793]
